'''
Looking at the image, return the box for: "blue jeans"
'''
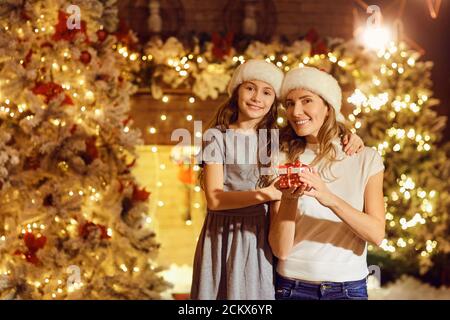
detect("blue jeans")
[275,273,368,300]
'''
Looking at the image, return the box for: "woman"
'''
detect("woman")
[269,67,385,300]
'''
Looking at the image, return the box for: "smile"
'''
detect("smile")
[295,119,311,125]
[247,103,264,110]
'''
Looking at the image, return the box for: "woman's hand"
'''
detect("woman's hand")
[274,178,311,201]
[299,168,336,207]
[342,133,364,155]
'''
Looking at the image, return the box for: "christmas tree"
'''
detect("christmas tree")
[0,0,168,299]
[344,41,450,281]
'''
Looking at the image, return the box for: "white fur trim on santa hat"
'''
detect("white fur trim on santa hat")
[281,67,345,121]
[227,59,284,97]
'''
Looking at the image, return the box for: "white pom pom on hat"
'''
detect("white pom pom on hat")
[281,66,345,121]
[227,59,284,97]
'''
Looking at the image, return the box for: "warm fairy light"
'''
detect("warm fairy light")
[133,267,140,273]
[85,90,94,101]
[157,201,164,207]
[194,186,201,192]
[123,126,130,133]
[162,96,169,103]
[120,264,128,272]
[185,220,192,226]
[186,115,193,121]
[148,127,156,134]
[189,97,195,103]
[160,114,167,121]
[362,26,391,51]
[159,164,166,170]
[194,203,200,209]
[277,117,284,124]
[156,181,163,187]
[151,146,158,153]
[146,217,152,224]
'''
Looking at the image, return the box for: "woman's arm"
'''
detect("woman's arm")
[204,163,281,211]
[300,170,385,246]
[328,172,385,245]
[268,185,307,259]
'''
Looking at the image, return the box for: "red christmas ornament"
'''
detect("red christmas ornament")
[311,40,328,56]
[31,82,73,105]
[114,19,136,49]
[24,232,47,252]
[79,222,110,240]
[304,28,319,44]
[96,29,107,42]
[80,50,91,64]
[277,160,313,189]
[14,232,47,265]
[52,10,89,43]
[132,184,151,202]
[211,32,234,60]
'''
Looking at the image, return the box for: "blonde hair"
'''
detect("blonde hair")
[279,99,351,181]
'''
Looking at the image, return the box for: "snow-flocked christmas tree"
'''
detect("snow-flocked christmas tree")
[0,0,169,299]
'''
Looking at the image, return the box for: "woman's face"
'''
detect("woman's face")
[237,80,275,122]
[285,88,329,138]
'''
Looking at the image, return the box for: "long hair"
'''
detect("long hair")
[199,84,280,189]
[279,100,351,181]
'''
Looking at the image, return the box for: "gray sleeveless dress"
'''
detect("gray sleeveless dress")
[190,128,275,300]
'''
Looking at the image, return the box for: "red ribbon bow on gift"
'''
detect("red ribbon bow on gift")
[277,160,313,189]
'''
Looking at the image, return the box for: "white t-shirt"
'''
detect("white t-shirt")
[275,138,385,282]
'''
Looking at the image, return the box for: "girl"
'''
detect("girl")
[191,60,365,300]
[269,66,385,300]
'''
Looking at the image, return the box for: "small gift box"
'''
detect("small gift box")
[277,160,313,189]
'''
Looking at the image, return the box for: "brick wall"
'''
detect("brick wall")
[118,0,354,41]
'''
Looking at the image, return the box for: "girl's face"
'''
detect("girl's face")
[237,80,276,122]
[285,88,329,138]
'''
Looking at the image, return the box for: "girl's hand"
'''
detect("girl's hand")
[299,168,336,207]
[263,178,283,201]
[342,133,364,156]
